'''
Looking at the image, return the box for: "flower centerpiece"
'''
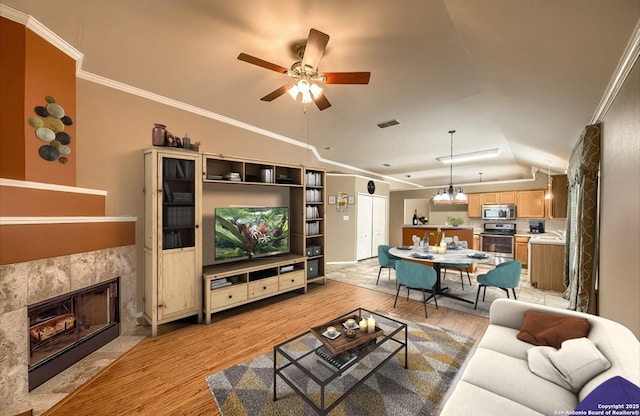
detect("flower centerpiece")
[429,227,442,246]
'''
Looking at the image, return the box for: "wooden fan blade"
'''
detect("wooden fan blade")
[323,72,371,84]
[301,29,330,70]
[260,84,293,102]
[313,93,331,111]
[238,53,288,74]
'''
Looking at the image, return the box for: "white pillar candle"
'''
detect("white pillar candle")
[367,316,376,333]
[359,319,368,332]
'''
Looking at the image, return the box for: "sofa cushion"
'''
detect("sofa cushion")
[439,380,546,416]
[477,325,531,360]
[527,337,611,392]
[459,347,578,414]
[575,376,640,411]
[517,310,590,348]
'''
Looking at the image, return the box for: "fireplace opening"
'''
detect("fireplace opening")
[28,278,120,390]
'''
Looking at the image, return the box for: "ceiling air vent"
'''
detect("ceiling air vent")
[376,119,400,129]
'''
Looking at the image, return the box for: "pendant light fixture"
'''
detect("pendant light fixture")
[434,130,467,204]
[545,161,553,200]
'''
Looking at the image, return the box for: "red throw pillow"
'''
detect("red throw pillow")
[517,310,591,348]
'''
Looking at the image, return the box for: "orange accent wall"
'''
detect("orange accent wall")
[24,29,77,186]
[0,185,106,216]
[0,17,77,186]
[0,18,27,180]
[0,222,135,265]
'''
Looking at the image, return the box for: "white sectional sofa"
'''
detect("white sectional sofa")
[440,298,640,415]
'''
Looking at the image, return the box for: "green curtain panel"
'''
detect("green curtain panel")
[564,123,601,314]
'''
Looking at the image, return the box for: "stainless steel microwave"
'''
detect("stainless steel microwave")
[482,204,516,220]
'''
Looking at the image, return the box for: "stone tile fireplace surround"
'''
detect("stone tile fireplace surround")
[0,245,137,412]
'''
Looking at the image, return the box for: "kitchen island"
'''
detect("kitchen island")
[528,234,566,291]
[402,225,474,247]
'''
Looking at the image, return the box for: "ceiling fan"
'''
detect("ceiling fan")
[237,28,370,110]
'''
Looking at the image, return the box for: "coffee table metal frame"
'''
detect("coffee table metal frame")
[273,307,408,415]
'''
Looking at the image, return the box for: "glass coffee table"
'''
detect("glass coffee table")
[273,308,408,415]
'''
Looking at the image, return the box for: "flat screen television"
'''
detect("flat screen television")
[214,207,289,263]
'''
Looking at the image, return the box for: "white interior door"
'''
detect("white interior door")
[357,194,373,260]
[357,194,388,260]
[371,195,387,253]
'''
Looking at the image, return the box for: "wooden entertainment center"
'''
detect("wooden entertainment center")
[144,148,326,336]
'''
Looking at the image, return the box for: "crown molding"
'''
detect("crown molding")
[591,19,640,123]
[0,4,84,72]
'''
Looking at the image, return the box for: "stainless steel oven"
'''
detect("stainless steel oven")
[480,223,516,258]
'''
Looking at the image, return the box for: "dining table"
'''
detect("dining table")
[388,245,494,305]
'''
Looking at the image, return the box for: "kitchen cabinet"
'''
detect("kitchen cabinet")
[473,234,480,250]
[479,192,515,204]
[550,175,568,218]
[468,194,482,217]
[480,193,498,204]
[516,190,545,218]
[514,236,530,269]
[529,242,565,291]
[497,191,516,204]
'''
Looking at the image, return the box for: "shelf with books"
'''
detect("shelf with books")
[203,154,303,186]
[303,168,326,285]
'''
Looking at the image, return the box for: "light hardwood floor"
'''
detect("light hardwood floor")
[43,279,489,416]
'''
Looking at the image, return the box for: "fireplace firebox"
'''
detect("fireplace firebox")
[28,278,120,390]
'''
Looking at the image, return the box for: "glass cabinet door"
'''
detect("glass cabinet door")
[161,157,196,249]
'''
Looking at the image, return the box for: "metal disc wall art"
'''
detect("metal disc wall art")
[28,96,73,164]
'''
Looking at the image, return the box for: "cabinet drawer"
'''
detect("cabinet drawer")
[279,270,305,290]
[210,284,247,308]
[249,277,279,298]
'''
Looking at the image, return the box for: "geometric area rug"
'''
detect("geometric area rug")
[206,312,475,415]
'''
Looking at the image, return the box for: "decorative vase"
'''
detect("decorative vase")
[152,123,167,146]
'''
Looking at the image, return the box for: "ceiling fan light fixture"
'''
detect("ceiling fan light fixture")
[301,90,313,104]
[288,79,322,103]
[297,79,310,93]
[309,83,323,97]
[287,85,300,99]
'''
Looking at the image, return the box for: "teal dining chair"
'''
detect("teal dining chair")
[441,240,472,289]
[442,263,472,289]
[377,245,401,285]
[474,260,522,309]
[394,260,438,317]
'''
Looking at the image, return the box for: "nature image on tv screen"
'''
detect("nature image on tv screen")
[214,207,289,262]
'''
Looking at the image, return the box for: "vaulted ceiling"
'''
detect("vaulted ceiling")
[5,0,639,190]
